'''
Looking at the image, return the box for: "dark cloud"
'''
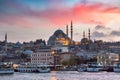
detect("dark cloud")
[95,25,110,30]
[92,31,105,37]
[110,30,120,36]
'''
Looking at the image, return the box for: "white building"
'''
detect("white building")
[97,51,119,66]
[52,45,69,53]
[76,51,98,59]
[31,50,54,65]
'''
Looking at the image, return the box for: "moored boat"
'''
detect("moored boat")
[16,63,37,73]
[113,62,120,72]
[77,64,87,72]
[16,63,51,73]
[37,64,51,73]
[0,68,14,74]
[0,62,14,74]
[87,63,103,72]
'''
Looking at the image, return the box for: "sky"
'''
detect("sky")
[0,0,120,43]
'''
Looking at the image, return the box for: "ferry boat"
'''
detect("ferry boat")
[16,63,51,73]
[77,64,87,72]
[0,62,14,74]
[37,64,51,73]
[87,63,103,72]
[113,62,120,72]
[16,63,37,73]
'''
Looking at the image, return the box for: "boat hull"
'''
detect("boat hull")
[37,68,50,73]
[0,69,14,74]
[16,68,37,73]
[113,68,120,72]
[87,68,103,72]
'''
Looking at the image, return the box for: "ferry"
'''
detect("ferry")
[0,62,14,74]
[113,62,120,72]
[87,63,103,72]
[16,63,51,73]
[77,64,87,72]
[16,63,37,73]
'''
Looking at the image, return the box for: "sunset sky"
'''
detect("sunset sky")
[0,0,120,43]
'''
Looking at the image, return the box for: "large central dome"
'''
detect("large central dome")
[47,29,70,46]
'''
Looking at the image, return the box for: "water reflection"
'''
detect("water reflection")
[0,71,120,80]
[51,77,57,80]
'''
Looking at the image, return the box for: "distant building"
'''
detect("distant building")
[60,52,74,64]
[97,51,119,66]
[76,51,98,59]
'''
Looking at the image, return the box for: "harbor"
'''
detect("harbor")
[0,0,120,80]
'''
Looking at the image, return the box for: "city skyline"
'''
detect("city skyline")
[0,0,120,42]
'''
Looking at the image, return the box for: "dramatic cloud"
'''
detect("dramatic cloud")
[110,30,120,36]
[95,25,110,30]
[0,0,120,27]
[92,31,106,38]
[0,0,120,42]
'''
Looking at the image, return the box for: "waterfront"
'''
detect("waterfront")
[0,71,120,80]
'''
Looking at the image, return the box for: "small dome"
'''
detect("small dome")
[23,50,33,55]
[81,38,88,43]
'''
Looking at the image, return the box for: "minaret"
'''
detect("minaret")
[83,31,85,38]
[66,24,68,37]
[88,28,90,40]
[70,21,73,41]
[5,33,7,52]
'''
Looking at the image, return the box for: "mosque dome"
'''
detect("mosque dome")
[81,38,89,44]
[23,50,33,55]
[47,29,70,45]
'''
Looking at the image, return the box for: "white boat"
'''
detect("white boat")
[0,62,14,74]
[37,67,50,73]
[16,63,51,73]
[0,68,14,74]
[77,65,87,72]
[37,64,51,73]
[113,62,120,72]
[16,63,37,73]
[87,63,103,72]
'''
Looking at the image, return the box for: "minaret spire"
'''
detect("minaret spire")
[70,21,73,41]
[5,32,7,53]
[88,28,90,40]
[66,24,68,37]
[83,31,85,38]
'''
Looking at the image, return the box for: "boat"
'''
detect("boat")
[0,62,14,74]
[16,63,51,73]
[113,62,120,72]
[37,64,51,73]
[87,63,103,72]
[16,63,37,73]
[77,64,87,72]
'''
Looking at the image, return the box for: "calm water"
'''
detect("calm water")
[0,71,120,80]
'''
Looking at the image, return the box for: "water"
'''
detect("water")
[0,71,120,80]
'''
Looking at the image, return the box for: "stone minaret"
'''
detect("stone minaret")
[83,31,85,38]
[5,33,7,52]
[66,24,68,37]
[88,28,91,40]
[70,21,73,41]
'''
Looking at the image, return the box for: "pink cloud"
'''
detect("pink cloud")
[0,3,120,28]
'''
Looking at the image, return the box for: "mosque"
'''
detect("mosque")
[80,29,94,50]
[47,21,73,46]
[47,21,93,48]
